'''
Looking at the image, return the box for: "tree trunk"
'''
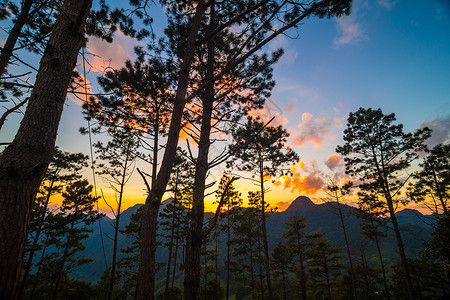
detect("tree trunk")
[164,213,175,300]
[432,168,447,213]
[373,221,390,300]
[386,194,416,300]
[373,145,416,300]
[296,234,307,300]
[183,96,214,300]
[336,197,358,300]
[135,3,206,299]
[136,194,163,300]
[108,151,129,300]
[259,155,273,300]
[226,210,230,300]
[184,2,215,298]
[0,0,33,75]
[0,0,92,298]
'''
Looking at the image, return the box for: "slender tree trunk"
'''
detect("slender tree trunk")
[259,252,265,300]
[249,240,255,295]
[372,221,390,300]
[386,195,416,300]
[136,193,163,300]
[203,241,208,300]
[215,233,218,282]
[0,0,33,75]
[184,97,213,300]
[108,152,129,300]
[135,3,206,299]
[164,216,175,300]
[184,3,215,298]
[259,154,273,300]
[372,145,416,300]
[335,197,358,300]
[171,225,180,289]
[295,234,307,300]
[0,1,92,298]
[432,169,447,213]
[226,208,230,300]
[361,252,372,300]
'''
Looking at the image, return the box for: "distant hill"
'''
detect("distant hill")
[71,196,434,287]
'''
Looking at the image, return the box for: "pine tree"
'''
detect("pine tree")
[229,115,299,299]
[336,107,432,300]
[19,147,88,297]
[229,204,264,299]
[354,193,391,299]
[214,174,243,299]
[307,234,345,300]
[271,242,294,300]
[408,143,449,214]
[326,179,358,300]
[282,215,319,300]
[93,129,139,300]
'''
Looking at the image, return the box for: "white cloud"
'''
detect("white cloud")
[86,30,138,72]
[334,0,368,46]
[334,15,366,46]
[378,0,398,11]
[419,113,450,147]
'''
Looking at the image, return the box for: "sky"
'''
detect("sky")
[1,0,449,216]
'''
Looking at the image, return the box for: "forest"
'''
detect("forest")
[0,0,449,299]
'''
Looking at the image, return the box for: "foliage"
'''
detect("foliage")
[390,257,450,300]
[408,143,450,214]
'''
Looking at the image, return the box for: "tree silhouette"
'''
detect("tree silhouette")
[307,234,344,300]
[19,148,88,298]
[229,115,299,299]
[408,143,449,214]
[336,107,431,300]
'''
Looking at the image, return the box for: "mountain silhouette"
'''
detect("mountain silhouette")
[71,196,433,286]
[284,195,316,212]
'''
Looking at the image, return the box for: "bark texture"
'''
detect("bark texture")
[0,0,92,298]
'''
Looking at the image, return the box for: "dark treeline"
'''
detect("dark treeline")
[0,0,449,299]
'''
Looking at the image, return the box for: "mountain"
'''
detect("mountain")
[71,196,433,285]
[284,196,316,212]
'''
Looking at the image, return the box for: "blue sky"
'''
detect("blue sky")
[1,0,449,213]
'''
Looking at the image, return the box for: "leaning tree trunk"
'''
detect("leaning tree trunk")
[0,0,33,75]
[184,2,215,298]
[0,0,92,298]
[134,3,206,299]
[372,220,390,300]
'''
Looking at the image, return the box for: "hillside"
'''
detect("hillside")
[72,196,433,287]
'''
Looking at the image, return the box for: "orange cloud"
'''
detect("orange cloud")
[248,100,288,127]
[86,30,136,72]
[275,172,324,195]
[325,154,343,170]
[292,112,333,146]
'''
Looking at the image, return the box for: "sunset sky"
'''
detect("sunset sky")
[1,0,449,216]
